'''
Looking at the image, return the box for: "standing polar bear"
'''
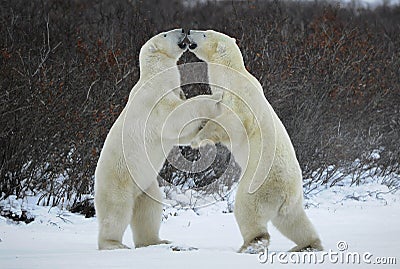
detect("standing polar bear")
[94,29,222,250]
[187,30,323,253]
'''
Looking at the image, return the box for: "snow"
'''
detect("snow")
[1,179,399,269]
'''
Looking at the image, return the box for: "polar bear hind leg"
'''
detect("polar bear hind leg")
[234,192,278,254]
[130,181,170,248]
[96,191,133,250]
[272,203,323,252]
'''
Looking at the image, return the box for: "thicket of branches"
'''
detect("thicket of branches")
[1,0,399,208]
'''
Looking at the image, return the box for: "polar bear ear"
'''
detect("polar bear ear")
[148,43,159,53]
[216,41,226,54]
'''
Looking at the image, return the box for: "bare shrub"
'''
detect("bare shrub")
[0,0,399,211]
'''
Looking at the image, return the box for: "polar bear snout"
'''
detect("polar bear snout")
[178,42,187,49]
[188,42,197,50]
[163,28,187,50]
[177,29,187,50]
[186,30,198,50]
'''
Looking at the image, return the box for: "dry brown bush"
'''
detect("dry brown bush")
[0,0,399,209]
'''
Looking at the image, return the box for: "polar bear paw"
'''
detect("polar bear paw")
[99,240,130,250]
[135,239,171,248]
[158,239,172,245]
[288,239,323,252]
[210,90,224,102]
[191,136,202,149]
[238,234,270,254]
[191,137,214,149]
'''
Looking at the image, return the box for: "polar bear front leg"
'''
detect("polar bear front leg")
[190,127,217,149]
[130,182,170,248]
[191,118,228,149]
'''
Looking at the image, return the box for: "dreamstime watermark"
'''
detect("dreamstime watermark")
[258,241,397,265]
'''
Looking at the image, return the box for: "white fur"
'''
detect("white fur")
[94,29,222,250]
[188,30,323,253]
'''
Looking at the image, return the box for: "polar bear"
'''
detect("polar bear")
[94,29,222,250]
[187,30,323,253]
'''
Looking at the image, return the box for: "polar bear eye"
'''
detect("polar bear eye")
[163,34,167,37]
[203,34,206,38]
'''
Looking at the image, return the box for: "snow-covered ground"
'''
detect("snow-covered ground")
[1,179,399,269]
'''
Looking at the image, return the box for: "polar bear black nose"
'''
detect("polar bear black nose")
[189,43,197,50]
[178,42,187,49]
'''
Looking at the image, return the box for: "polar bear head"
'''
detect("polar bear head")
[139,29,187,76]
[187,30,245,70]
